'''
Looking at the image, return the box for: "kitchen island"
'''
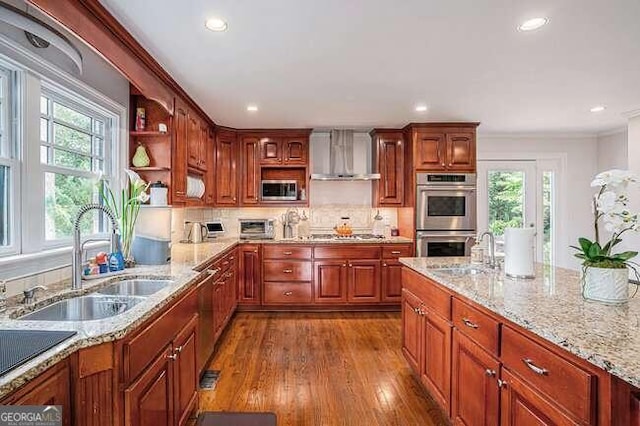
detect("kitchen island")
[400,257,640,425]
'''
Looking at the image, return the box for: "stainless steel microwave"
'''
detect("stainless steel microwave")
[261,180,297,201]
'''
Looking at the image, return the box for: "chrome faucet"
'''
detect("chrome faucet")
[72,204,119,290]
[479,231,498,269]
[23,285,48,305]
[282,208,300,239]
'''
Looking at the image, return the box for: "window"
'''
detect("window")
[40,91,112,243]
[0,65,16,253]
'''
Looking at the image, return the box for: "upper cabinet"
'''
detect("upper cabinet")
[215,129,238,206]
[258,133,309,166]
[371,130,405,206]
[186,110,210,172]
[259,137,282,165]
[240,136,260,205]
[407,123,479,172]
[283,137,308,165]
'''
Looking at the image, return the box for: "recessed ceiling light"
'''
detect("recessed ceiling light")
[415,105,428,112]
[590,105,606,113]
[517,17,549,32]
[246,105,258,112]
[205,17,228,32]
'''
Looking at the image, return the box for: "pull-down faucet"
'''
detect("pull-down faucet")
[72,204,119,290]
[479,231,498,269]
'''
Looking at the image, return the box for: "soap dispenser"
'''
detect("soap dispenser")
[470,236,484,264]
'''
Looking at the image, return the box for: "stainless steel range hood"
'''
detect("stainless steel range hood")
[310,130,380,181]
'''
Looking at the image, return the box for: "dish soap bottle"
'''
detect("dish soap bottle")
[470,236,484,264]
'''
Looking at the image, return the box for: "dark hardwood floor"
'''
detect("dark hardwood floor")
[198,312,449,426]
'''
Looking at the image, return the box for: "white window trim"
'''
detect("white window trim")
[0,38,127,280]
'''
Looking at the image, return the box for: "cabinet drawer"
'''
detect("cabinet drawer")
[263,245,312,259]
[501,325,595,424]
[263,260,312,281]
[382,244,413,259]
[264,282,312,304]
[452,298,499,355]
[313,245,381,259]
[123,288,197,384]
[402,268,451,320]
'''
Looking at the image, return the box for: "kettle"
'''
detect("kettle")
[187,222,208,243]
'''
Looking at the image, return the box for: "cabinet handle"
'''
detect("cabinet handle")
[207,268,220,276]
[222,261,229,266]
[497,379,507,388]
[413,307,420,314]
[166,353,178,360]
[382,263,387,267]
[283,291,293,296]
[233,197,237,201]
[254,249,258,253]
[485,369,496,377]
[522,358,549,376]
[174,345,183,353]
[229,256,235,261]
[348,263,352,267]
[462,318,479,329]
[283,269,293,273]
[283,251,293,255]
[342,264,347,267]
[441,162,445,167]
[391,251,401,254]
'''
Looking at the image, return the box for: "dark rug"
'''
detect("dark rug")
[197,412,277,426]
[199,370,221,389]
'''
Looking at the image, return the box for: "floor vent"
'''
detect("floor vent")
[199,370,220,390]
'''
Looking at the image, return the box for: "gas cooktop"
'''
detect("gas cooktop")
[309,234,385,241]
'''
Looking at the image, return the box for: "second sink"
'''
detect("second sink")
[19,295,143,321]
[95,279,173,297]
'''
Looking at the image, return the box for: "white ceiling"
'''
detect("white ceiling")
[100,0,640,133]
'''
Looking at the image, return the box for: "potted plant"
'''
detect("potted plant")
[571,169,639,304]
[98,169,150,266]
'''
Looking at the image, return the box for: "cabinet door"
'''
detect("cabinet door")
[259,137,282,164]
[197,275,215,374]
[172,104,188,203]
[347,259,381,303]
[240,137,260,204]
[124,345,174,426]
[8,362,71,426]
[187,113,200,170]
[205,128,215,205]
[375,134,404,205]
[401,289,422,374]
[421,312,452,415]
[215,131,238,205]
[446,132,475,171]
[283,136,308,165]
[238,245,261,304]
[381,260,402,302]
[198,123,209,171]
[174,315,198,426]
[314,260,348,303]
[414,131,446,171]
[451,329,500,426]
[500,368,577,426]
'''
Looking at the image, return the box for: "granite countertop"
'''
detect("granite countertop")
[0,236,412,398]
[399,257,640,389]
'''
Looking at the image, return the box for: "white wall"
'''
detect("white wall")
[477,134,599,269]
[596,130,628,171]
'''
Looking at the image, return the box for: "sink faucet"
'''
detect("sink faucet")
[23,285,48,305]
[282,208,299,239]
[72,204,119,290]
[479,231,498,269]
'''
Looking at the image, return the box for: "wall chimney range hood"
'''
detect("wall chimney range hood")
[310,129,380,181]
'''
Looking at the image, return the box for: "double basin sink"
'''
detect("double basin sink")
[18,279,173,322]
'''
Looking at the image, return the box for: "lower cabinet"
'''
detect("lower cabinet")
[238,244,261,305]
[314,260,347,303]
[451,329,500,426]
[125,315,199,426]
[381,260,403,302]
[401,288,422,373]
[347,260,381,303]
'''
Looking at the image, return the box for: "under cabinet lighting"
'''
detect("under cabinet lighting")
[205,17,228,32]
[517,17,549,32]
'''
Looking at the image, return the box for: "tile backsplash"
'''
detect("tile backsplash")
[173,206,399,241]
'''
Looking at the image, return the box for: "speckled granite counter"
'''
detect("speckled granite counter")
[399,257,640,389]
[0,236,412,398]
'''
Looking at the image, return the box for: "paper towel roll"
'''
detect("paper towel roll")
[504,227,535,278]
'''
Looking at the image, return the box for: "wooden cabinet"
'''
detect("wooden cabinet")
[172,101,188,203]
[451,329,500,426]
[240,136,260,204]
[347,259,381,303]
[215,129,238,205]
[263,244,313,306]
[407,124,478,172]
[213,250,237,334]
[0,361,71,426]
[381,244,412,302]
[259,137,282,165]
[186,112,209,172]
[238,244,261,305]
[401,289,422,373]
[371,130,404,206]
[174,316,198,426]
[314,260,348,303]
[283,136,308,165]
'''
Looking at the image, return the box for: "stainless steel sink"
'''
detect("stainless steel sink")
[433,265,489,276]
[18,295,144,321]
[95,279,172,297]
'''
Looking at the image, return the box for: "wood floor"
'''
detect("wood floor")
[197,312,449,426]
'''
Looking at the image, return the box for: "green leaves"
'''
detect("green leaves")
[571,236,637,268]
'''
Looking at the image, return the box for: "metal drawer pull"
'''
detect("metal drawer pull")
[413,307,420,314]
[522,358,549,375]
[283,269,293,273]
[497,379,507,388]
[462,318,479,329]
[391,251,401,254]
[222,261,229,265]
[174,345,183,353]
[283,251,293,255]
[207,268,220,276]
[485,369,496,377]
[283,291,293,296]
[166,353,178,360]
